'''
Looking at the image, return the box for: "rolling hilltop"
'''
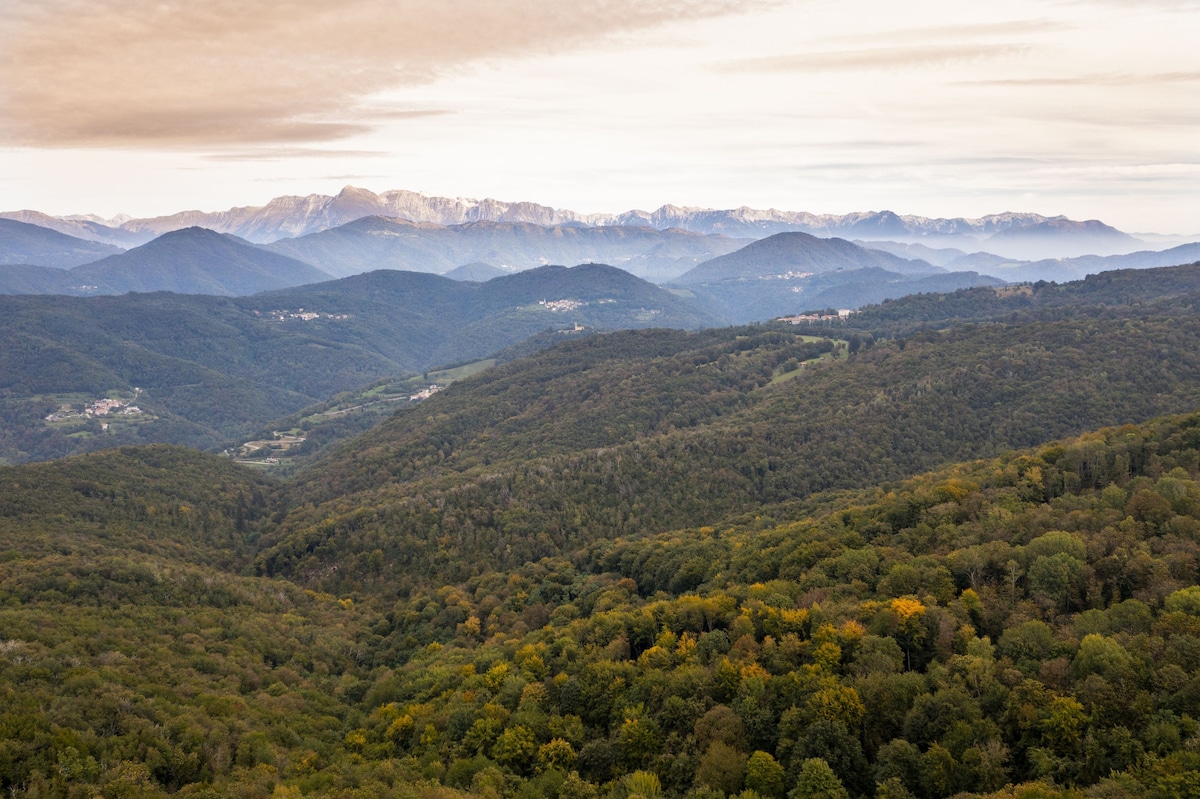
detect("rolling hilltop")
[0,264,715,464]
[669,232,1002,323]
[72,227,333,295]
[0,225,332,297]
[837,260,1200,335]
[672,232,936,283]
[262,298,1200,588]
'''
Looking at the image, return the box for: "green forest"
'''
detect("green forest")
[4,264,1200,798]
[0,265,710,465]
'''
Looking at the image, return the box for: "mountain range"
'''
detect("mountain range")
[262,215,747,283]
[6,215,1198,327]
[0,220,999,313]
[5,252,1200,468]
[3,184,1169,258]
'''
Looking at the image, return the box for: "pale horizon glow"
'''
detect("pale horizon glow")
[1,0,1198,234]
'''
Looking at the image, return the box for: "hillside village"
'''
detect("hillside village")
[759,270,814,280]
[253,308,352,322]
[778,309,854,324]
[44,391,144,423]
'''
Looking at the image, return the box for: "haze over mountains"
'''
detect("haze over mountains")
[0,224,331,296]
[5,186,1200,329]
[4,185,1176,258]
[263,215,746,283]
[0,218,123,268]
[75,227,333,295]
[664,232,1003,323]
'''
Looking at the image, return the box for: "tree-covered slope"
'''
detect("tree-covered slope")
[0,292,399,463]
[259,302,1200,593]
[0,445,276,568]
[0,447,404,798]
[70,227,333,296]
[841,261,1200,335]
[327,411,1200,799]
[0,263,80,294]
[5,413,1200,797]
[0,218,123,268]
[673,267,1002,324]
[262,264,720,369]
[0,265,716,464]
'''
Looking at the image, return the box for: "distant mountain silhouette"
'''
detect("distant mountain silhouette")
[265,215,746,283]
[961,241,1200,283]
[443,262,508,281]
[0,218,124,268]
[982,218,1139,260]
[0,210,151,248]
[674,231,938,284]
[71,227,331,295]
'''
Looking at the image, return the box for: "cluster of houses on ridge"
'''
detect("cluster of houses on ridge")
[253,308,352,322]
[760,270,815,281]
[538,298,584,312]
[778,309,854,324]
[410,384,444,402]
[46,392,144,423]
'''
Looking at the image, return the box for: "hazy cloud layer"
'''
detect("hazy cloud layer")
[204,149,393,162]
[824,18,1072,44]
[718,43,1032,74]
[965,71,1200,87]
[0,0,758,148]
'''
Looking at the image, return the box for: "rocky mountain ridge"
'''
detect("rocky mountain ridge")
[4,185,1157,259]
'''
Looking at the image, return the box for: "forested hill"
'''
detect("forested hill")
[259,301,1200,593]
[673,232,934,284]
[264,264,720,368]
[7,261,1200,798]
[0,264,715,464]
[69,227,333,296]
[4,408,1200,797]
[840,260,1200,335]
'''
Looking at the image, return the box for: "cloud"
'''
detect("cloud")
[204,148,393,162]
[824,18,1072,45]
[1067,0,1200,9]
[963,71,1200,87]
[0,0,761,149]
[717,43,1032,74]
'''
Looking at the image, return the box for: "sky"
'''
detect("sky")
[0,0,1197,233]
